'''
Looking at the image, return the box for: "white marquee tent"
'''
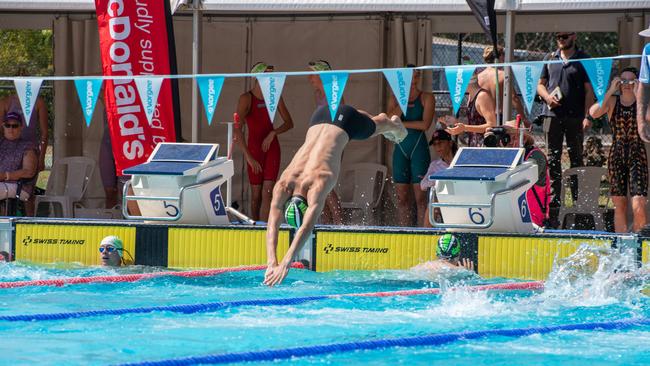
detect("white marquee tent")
[0,0,649,223]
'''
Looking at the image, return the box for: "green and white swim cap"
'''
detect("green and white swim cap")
[436,233,460,259]
[284,195,308,229]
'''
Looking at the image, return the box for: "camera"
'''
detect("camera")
[483,127,511,147]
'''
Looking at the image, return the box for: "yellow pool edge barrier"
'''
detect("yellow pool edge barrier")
[5,218,644,281]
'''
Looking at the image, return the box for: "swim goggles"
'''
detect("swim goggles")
[99,245,122,253]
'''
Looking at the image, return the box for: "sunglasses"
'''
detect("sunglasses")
[3,123,20,129]
[99,246,122,253]
[556,33,574,40]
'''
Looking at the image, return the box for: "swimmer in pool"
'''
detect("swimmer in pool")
[263,105,407,286]
[99,235,125,267]
[410,233,475,273]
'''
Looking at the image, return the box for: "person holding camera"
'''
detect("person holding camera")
[536,32,594,227]
[589,67,647,233]
[483,121,551,228]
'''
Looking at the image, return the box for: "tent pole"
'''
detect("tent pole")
[191,0,202,143]
[503,9,515,123]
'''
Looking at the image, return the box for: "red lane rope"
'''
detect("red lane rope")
[0,263,305,289]
[343,280,545,297]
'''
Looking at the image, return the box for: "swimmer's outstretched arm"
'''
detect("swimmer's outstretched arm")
[265,184,291,270]
[264,200,324,287]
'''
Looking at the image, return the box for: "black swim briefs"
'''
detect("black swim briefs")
[309,105,377,140]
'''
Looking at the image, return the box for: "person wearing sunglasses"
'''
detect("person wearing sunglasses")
[235,62,294,222]
[589,67,647,233]
[0,112,37,204]
[0,68,49,216]
[536,32,594,228]
[98,235,126,267]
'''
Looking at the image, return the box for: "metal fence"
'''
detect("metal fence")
[431,32,620,170]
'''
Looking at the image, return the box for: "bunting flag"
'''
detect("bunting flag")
[74,79,103,127]
[580,58,613,106]
[13,78,43,127]
[444,66,476,115]
[320,72,349,120]
[134,77,164,126]
[383,68,414,116]
[197,76,225,125]
[511,62,545,114]
[256,73,287,123]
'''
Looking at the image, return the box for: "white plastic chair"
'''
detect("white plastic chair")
[35,156,96,218]
[336,163,387,225]
[558,166,608,231]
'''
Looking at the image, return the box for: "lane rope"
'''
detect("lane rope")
[115,317,650,366]
[0,281,542,322]
[0,263,304,289]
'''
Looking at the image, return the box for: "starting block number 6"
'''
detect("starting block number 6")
[468,207,485,225]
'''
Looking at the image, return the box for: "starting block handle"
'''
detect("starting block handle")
[428,179,530,229]
[121,175,223,222]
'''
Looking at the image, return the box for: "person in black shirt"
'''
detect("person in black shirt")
[537,32,594,227]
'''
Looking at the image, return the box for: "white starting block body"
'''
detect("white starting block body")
[429,147,538,233]
[122,143,233,225]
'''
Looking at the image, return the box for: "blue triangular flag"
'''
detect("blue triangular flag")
[197,76,225,126]
[511,62,545,114]
[256,73,287,123]
[13,78,43,127]
[444,66,476,115]
[383,68,414,116]
[74,78,103,127]
[581,58,613,106]
[320,72,349,120]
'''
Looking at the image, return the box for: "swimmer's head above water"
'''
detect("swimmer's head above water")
[437,233,461,261]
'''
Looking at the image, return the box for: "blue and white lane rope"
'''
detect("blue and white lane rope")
[115,317,650,366]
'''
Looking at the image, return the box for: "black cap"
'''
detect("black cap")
[429,129,452,145]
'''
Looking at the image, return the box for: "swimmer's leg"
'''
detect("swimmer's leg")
[365,112,407,143]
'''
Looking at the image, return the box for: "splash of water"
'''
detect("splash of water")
[541,243,644,307]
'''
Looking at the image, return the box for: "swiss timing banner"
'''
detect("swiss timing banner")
[95,0,180,175]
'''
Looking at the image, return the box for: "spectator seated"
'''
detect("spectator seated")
[123,142,233,225]
[428,147,538,233]
[0,112,37,216]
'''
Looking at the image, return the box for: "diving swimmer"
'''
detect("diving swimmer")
[263,105,407,286]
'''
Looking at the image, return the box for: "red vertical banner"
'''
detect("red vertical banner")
[95,0,179,175]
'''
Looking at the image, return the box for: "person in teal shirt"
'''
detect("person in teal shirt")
[387,65,435,227]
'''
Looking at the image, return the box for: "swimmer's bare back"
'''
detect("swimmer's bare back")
[277,123,348,202]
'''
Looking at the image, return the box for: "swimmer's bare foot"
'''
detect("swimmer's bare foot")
[383,115,407,144]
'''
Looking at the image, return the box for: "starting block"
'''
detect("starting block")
[122,143,233,225]
[428,147,538,233]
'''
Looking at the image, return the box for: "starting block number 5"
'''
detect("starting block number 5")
[163,201,179,217]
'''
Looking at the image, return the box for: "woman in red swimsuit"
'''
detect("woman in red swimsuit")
[235,62,294,221]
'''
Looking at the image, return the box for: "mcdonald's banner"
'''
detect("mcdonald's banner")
[95,0,180,175]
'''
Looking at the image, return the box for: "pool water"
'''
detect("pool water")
[0,246,649,366]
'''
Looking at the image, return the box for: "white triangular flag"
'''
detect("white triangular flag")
[256,74,287,123]
[13,78,43,127]
[134,77,164,125]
